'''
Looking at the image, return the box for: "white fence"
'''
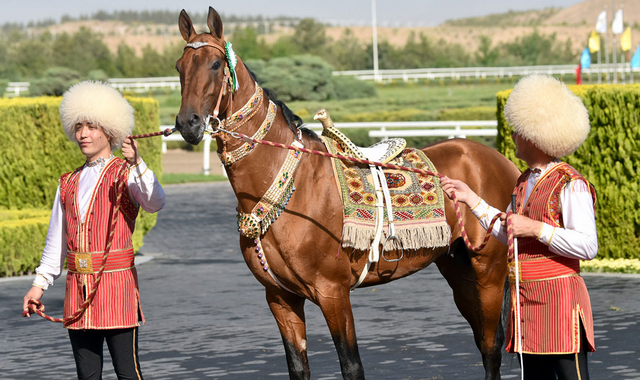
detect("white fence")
[334,63,639,83]
[162,120,498,175]
[6,63,638,96]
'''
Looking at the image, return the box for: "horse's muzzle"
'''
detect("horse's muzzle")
[175,114,205,145]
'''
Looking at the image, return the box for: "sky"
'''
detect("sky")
[2,0,585,27]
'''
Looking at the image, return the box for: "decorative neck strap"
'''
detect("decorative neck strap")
[221,83,263,131]
[236,140,304,239]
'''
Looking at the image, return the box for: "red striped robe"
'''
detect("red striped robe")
[506,162,596,354]
[60,157,143,330]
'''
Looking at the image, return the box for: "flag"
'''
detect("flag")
[632,46,640,69]
[589,30,600,53]
[580,47,591,69]
[621,27,632,52]
[612,9,624,35]
[596,11,607,33]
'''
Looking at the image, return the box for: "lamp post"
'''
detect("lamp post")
[372,0,380,83]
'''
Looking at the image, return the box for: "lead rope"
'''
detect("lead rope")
[210,128,509,254]
[213,128,523,375]
[23,131,174,322]
[23,161,130,324]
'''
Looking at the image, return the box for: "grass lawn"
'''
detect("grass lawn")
[147,82,515,126]
[162,173,227,185]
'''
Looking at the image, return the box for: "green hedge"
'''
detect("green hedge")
[0,211,50,277]
[0,96,162,276]
[497,84,640,259]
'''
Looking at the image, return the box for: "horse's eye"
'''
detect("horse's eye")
[212,61,222,71]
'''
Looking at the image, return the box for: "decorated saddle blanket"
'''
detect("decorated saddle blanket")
[322,136,451,251]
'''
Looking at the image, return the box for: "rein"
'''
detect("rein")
[23,161,130,323]
[23,131,176,322]
[208,127,516,256]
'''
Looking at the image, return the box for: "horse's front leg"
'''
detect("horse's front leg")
[266,289,310,380]
[317,287,365,380]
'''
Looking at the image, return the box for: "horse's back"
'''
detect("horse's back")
[423,138,520,210]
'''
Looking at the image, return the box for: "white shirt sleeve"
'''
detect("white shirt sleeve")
[470,180,598,261]
[33,185,67,290]
[538,180,598,260]
[127,158,165,213]
[471,199,509,245]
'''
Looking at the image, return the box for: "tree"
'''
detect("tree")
[259,55,334,101]
[29,67,81,96]
[474,35,499,66]
[292,18,328,54]
[115,43,140,77]
[326,28,368,71]
[270,35,300,58]
[231,27,262,60]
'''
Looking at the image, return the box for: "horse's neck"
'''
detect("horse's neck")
[221,78,297,212]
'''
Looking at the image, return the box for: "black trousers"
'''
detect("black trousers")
[521,325,590,380]
[68,327,144,380]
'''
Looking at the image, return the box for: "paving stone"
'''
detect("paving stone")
[1,182,639,379]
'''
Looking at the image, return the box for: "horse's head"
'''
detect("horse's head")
[175,7,232,144]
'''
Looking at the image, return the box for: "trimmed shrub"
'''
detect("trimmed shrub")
[437,106,496,121]
[331,75,377,100]
[497,84,640,259]
[248,55,335,101]
[29,67,82,96]
[0,213,50,277]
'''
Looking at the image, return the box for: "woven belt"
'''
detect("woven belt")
[67,248,135,274]
[508,255,580,283]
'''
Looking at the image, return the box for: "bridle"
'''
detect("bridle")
[183,41,235,129]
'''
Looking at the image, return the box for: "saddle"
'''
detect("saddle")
[315,109,450,289]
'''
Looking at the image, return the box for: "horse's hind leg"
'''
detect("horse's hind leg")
[435,239,507,380]
[317,288,365,380]
[266,290,310,380]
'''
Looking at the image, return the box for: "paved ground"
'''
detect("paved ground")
[1,181,639,379]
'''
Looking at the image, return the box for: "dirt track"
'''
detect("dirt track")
[162,149,226,176]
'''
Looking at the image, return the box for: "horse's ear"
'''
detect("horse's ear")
[178,9,197,42]
[207,6,224,39]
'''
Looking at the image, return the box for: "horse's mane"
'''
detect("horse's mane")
[243,63,317,139]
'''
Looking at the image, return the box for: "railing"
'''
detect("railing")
[334,63,639,83]
[4,82,30,97]
[161,120,498,175]
[6,63,638,95]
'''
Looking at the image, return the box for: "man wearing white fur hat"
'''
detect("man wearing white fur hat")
[22,81,165,380]
[441,74,596,380]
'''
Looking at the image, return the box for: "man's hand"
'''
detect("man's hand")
[440,176,480,207]
[122,136,140,166]
[22,286,44,317]
[500,213,543,238]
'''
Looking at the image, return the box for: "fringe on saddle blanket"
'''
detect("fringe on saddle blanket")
[322,136,451,251]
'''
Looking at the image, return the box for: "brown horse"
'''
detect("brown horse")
[175,7,520,380]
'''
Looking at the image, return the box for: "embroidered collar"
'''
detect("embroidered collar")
[85,154,114,170]
[531,159,561,181]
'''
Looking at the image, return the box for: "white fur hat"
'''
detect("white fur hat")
[60,81,135,151]
[504,74,590,158]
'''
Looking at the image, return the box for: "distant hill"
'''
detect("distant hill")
[544,0,640,26]
[19,0,640,59]
[442,7,563,27]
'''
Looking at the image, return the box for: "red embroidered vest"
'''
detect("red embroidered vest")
[506,162,596,354]
[60,157,144,329]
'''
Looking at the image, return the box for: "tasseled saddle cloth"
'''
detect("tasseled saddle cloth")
[316,110,451,252]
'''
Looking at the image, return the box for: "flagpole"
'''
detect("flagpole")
[371,0,380,83]
[612,1,618,84]
[604,5,610,83]
[598,49,602,83]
